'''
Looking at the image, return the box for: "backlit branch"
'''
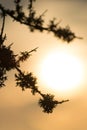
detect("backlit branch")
[0,1,82,42]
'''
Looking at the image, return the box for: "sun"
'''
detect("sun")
[39,50,84,95]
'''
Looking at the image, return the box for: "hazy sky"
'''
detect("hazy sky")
[0,0,87,130]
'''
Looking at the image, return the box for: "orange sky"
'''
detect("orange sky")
[0,0,87,130]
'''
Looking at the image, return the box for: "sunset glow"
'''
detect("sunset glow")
[39,51,84,94]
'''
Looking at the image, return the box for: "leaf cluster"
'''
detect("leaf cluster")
[15,70,38,94]
[39,94,58,113]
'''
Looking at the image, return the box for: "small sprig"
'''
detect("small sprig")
[39,94,69,113]
[15,68,38,95]
[17,47,38,63]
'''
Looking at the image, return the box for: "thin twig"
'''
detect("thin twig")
[28,47,38,53]
[0,14,5,37]
[57,99,69,104]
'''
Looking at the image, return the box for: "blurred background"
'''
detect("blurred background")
[0,0,87,130]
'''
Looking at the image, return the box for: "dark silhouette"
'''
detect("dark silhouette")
[0,0,81,113]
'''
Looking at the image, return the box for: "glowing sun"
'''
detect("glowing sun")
[39,51,84,94]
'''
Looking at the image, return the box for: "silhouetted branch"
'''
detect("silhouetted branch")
[0,0,71,113]
[15,66,40,94]
[0,2,82,42]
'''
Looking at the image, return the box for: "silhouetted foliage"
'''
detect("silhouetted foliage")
[39,94,69,113]
[39,94,58,113]
[0,0,81,113]
[0,67,7,87]
[15,68,38,93]
[17,47,38,63]
[0,44,17,70]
